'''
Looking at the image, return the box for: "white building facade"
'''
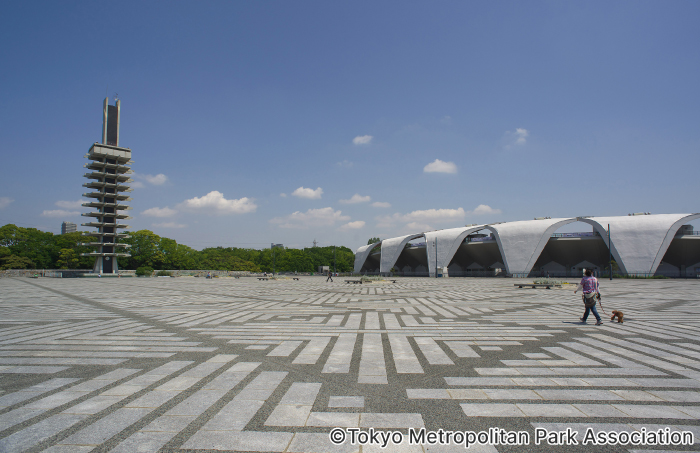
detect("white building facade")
[355,213,700,278]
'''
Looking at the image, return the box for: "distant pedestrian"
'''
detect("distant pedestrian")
[326,270,333,282]
[574,269,602,325]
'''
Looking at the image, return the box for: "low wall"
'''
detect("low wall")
[0,269,134,278]
[150,270,254,277]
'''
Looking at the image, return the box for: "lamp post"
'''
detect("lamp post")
[608,224,612,280]
[435,238,438,278]
[272,246,276,276]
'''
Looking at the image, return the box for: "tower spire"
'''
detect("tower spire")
[81,98,133,274]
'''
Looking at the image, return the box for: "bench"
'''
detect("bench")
[345,279,363,284]
[514,283,561,289]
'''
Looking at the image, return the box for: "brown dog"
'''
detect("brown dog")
[610,310,624,323]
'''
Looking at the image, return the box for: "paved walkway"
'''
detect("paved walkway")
[0,276,699,452]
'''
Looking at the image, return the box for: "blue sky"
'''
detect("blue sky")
[1,1,698,251]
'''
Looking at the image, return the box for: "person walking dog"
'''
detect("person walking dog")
[574,268,603,325]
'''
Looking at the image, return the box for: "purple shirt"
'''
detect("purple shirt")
[580,276,599,294]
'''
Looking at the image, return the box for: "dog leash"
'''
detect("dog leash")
[596,293,607,315]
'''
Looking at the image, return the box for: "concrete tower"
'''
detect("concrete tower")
[80,98,133,274]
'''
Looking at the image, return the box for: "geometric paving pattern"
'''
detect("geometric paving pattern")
[0,276,698,452]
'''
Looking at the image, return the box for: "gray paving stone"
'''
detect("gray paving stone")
[328,395,364,407]
[461,403,524,417]
[3,277,700,452]
[306,411,359,427]
[182,430,294,451]
[287,432,360,453]
[360,412,425,428]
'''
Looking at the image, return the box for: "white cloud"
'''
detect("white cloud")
[55,200,83,209]
[377,207,466,230]
[270,207,350,229]
[0,197,14,209]
[339,194,371,204]
[142,207,178,217]
[441,115,453,125]
[505,128,529,148]
[291,186,323,199]
[41,209,80,217]
[353,135,373,145]
[515,128,529,144]
[340,220,365,230]
[406,222,432,232]
[145,174,168,185]
[469,204,502,215]
[131,173,168,187]
[336,160,353,168]
[178,191,257,214]
[423,159,457,174]
[152,222,186,229]
[372,201,391,208]
[280,193,287,198]
[403,207,466,223]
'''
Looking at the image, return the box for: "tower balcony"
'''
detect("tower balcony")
[84,162,134,173]
[81,222,130,229]
[80,252,132,258]
[80,242,130,248]
[82,181,132,191]
[81,212,132,220]
[82,232,130,239]
[85,143,132,163]
[82,192,132,201]
[82,202,132,210]
[83,171,133,182]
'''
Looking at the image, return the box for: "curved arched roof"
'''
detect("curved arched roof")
[354,213,699,276]
[483,218,576,276]
[379,233,424,273]
[353,242,381,273]
[424,226,485,277]
[580,213,700,274]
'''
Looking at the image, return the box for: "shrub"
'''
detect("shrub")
[136,266,154,277]
[533,278,562,285]
[156,270,172,277]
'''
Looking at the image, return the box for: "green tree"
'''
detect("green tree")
[55,248,80,269]
[1,254,34,270]
[119,230,164,269]
[0,225,53,268]
[367,237,381,245]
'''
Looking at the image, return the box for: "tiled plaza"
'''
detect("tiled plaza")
[0,276,699,452]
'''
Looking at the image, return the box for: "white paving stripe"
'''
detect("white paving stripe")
[0,378,79,409]
[461,403,700,419]
[108,359,255,453]
[358,333,387,384]
[265,382,322,426]
[47,359,230,450]
[388,334,423,374]
[414,337,454,365]
[267,340,303,357]
[292,337,330,365]
[0,368,140,433]
[322,334,357,373]
[182,371,289,449]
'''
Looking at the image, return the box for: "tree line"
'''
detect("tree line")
[0,224,355,273]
